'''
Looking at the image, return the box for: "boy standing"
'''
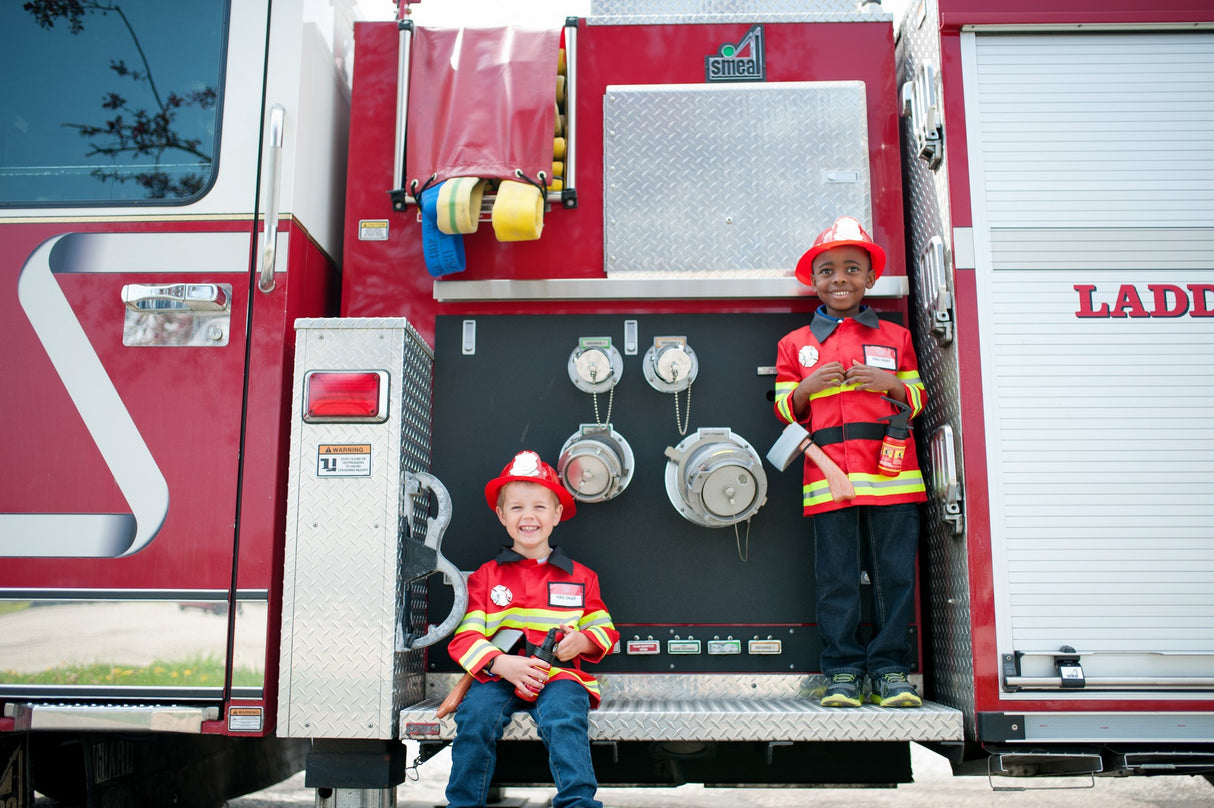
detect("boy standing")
[445,450,618,808]
[773,216,927,709]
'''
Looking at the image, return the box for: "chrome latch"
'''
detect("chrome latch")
[120,283,232,347]
[1054,646,1086,688]
[122,283,230,312]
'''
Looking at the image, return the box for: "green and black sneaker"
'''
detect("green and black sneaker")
[868,672,922,708]
[821,673,863,708]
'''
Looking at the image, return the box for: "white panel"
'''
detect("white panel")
[964,31,1214,689]
[970,33,1214,228]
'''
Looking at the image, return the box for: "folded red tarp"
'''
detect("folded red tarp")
[405,26,559,194]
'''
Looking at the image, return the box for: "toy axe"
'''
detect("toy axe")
[766,423,856,501]
[436,628,525,718]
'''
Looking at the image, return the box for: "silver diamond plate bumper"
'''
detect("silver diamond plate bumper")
[401,674,962,743]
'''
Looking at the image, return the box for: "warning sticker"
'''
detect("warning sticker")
[228,706,264,733]
[317,444,372,477]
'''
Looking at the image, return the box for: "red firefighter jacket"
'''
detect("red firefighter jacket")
[774,307,928,516]
[448,545,618,707]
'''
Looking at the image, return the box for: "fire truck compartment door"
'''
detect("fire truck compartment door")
[405,26,560,189]
[962,30,1214,692]
[602,81,871,277]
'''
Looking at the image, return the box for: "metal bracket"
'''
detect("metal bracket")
[901,61,943,169]
[929,425,964,535]
[1001,651,1024,692]
[1054,646,1086,688]
[918,236,954,346]
[399,472,467,650]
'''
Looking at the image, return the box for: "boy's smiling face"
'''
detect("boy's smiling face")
[811,244,875,318]
[496,481,563,559]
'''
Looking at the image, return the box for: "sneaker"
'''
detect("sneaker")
[820,673,863,708]
[868,672,922,708]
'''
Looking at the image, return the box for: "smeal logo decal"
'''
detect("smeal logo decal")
[1074,283,1214,318]
[705,25,765,83]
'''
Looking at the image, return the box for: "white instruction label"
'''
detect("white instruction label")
[228,706,264,733]
[317,444,372,477]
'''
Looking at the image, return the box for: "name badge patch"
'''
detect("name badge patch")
[863,344,897,371]
[548,582,585,608]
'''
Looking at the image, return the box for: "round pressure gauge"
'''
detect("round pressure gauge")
[663,428,768,528]
[558,425,634,503]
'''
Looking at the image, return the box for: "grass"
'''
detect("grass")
[2,655,264,687]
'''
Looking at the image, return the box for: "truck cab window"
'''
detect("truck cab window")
[0,0,227,206]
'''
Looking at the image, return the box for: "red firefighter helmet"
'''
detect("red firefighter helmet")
[484,450,576,520]
[794,216,886,285]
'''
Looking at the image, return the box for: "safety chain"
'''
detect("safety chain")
[590,366,614,427]
[671,366,692,436]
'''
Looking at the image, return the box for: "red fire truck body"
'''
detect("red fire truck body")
[899,0,1214,778]
[1,0,1212,804]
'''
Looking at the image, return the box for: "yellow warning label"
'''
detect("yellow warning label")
[319,444,371,454]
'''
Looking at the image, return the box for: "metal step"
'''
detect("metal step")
[5,702,219,732]
[400,674,963,743]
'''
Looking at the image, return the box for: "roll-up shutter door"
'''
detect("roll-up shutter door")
[962,31,1214,692]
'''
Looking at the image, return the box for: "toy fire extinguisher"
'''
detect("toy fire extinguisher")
[877,397,913,477]
[516,627,561,702]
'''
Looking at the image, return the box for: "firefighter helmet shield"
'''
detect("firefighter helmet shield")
[485,450,577,520]
[794,216,886,284]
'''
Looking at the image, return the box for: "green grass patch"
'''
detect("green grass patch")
[2,655,264,687]
[0,601,32,617]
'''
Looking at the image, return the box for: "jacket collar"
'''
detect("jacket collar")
[495,544,575,574]
[810,305,880,343]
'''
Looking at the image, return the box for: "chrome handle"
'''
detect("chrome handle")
[258,104,286,293]
[122,283,230,312]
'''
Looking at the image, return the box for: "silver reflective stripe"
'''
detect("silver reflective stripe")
[5,234,169,557]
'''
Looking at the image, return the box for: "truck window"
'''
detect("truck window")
[0,0,228,206]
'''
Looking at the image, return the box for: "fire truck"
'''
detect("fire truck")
[2,0,1212,805]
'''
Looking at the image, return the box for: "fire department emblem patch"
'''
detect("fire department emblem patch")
[798,345,819,368]
[490,585,513,606]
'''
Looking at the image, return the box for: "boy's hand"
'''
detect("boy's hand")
[555,624,594,662]
[797,361,847,400]
[489,653,550,695]
[844,362,906,403]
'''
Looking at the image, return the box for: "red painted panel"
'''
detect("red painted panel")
[343,18,908,345]
[0,221,253,589]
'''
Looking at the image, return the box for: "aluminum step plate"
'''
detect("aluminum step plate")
[400,694,962,743]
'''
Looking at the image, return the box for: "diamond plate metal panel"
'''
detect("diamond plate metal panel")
[402,674,962,742]
[603,82,871,277]
[279,318,433,739]
[896,0,978,741]
[589,0,893,24]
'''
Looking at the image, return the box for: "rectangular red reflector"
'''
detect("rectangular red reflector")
[305,372,384,420]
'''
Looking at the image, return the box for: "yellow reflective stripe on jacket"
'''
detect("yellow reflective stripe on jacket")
[584,624,613,652]
[550,665,602,699]
[457,637,498,673]
[807,382,862,403]
[897,370,926,416]
[803,469,926,508]
[580,609,613,630]
[456,607,591,637]
[774,382,798,423]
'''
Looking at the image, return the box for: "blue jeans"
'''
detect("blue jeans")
[812,503,919,677]
[446,677,602,808]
